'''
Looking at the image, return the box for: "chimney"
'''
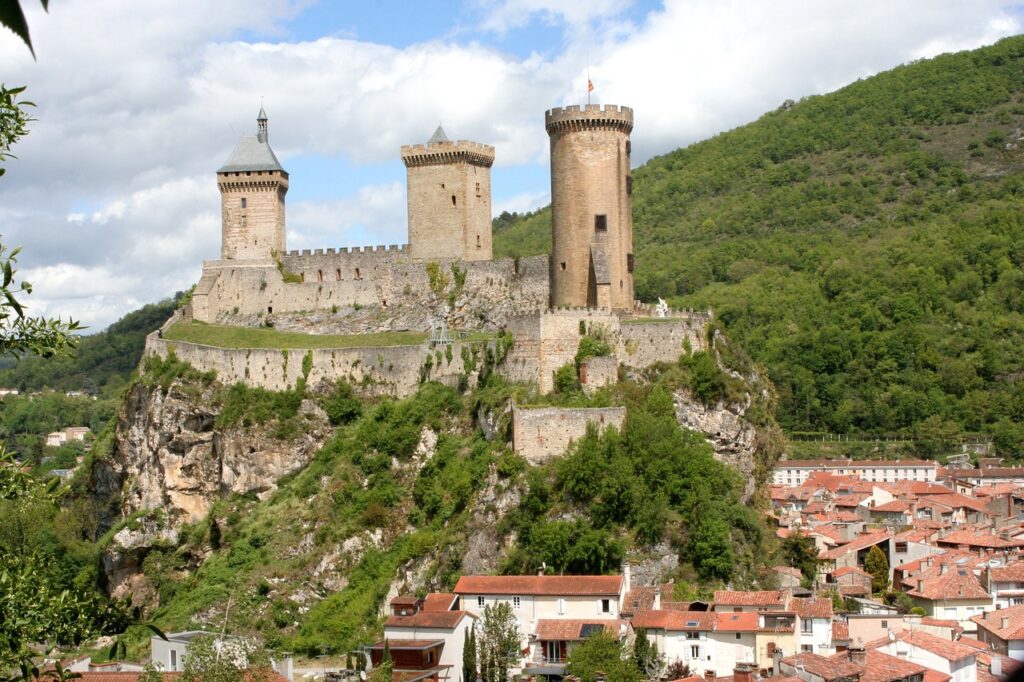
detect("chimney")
[653,588,661,611]
[623,563,632,593]
[1002,616,1009,630]
[917,579,924,592]
[734,662,758,682]
[993,656,1003,678]
[848,646,867,665]
[940,563,948,575]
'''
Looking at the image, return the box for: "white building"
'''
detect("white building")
[773,460,938,486]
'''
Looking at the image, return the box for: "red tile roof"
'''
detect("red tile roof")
[834,566,872,578]
[972,603,1024,641]
[895,629,977,662]
[453,575,622,596]
[713,590,785,607]
[784,652,861,681]
[906,563,989,601]
[821,530,891,560]
[989,563,1024,582]
[421,592,456,612]
[385,610,475,629]
[938,530,1024,549]
[858,650,930,682]
[535,619,625,641]
[631,610,714,631]
[832,621,850,641]
[871,500,911,513]
[773,566,804,578]
[791,597,833,619]
[713,612,761,632]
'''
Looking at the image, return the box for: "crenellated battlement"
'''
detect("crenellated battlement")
[400,140,495,168]
[544,104,634,134]
[283,244,409,257]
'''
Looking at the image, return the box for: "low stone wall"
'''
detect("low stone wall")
[144,333,491,398]
[617,315,711,368]
[511,404,627,464]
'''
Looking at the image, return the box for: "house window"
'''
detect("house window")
[690,645,700,659]
[735,633,742,640]
[801,645,813,652]
[686,632,699,640]
[801,619,813,634]
[317,270,323,282]
[477,596,485,608]
[170,650,177,671]
[513,596,521,610]
[558,598,566,615]
[600,598,611,614]
[881,620,888,629]
[595,215,608,232]
[240,198,247,208]
[355,268,361,280]
[427,651,434,664]
[944,607,957,619]
[895,542,908,553]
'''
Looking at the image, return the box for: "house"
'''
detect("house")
[773,460,938,487]
[708,612,759,676]
[381,595,477,680]
[971,604,1024,661]
[830,567,873,597]
[778,650,863,682]
[774,566,805,591]
[984,563,1024,608]
[526,619,630,679]
[875,629,977,682]
[452,574,624,671]
[819,531,892,577]
[792,598,833,654]
[869,501,914,527]
[369,640,446,681]
[633,611,717,676]
[936,530,1024,557]
[46,431,67,447]
[905,561,992,633]
[149,631,292,679]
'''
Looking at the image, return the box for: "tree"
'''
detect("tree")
[564,630,643,682]
[632,628,661,678]
[476,603,520,682]
[463,625,477,682]
[0,1,48,58]
[782,532,821,585]
[865,545,889,594]
[369,640,392,682]
[179,634,273,682]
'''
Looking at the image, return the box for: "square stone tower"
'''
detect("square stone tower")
[545,105,634,310]
[401,126,495,262]
[217,107,288,260]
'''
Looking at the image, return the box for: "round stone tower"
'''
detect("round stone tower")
[217,107,289,261]
[545,104,634,310]
[401,126,495,262]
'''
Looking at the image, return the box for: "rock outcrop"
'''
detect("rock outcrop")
[672,389,759,500]
[95,381,329,526]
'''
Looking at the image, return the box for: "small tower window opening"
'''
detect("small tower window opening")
[475,182,481,197]
[476,235,481,249]
[355,267,361,280]
[300,273,305,282]
[626,176,633,195]
[317,270,323,282]
[240,197,247,208]
[441,183,446,189]
[627,253,635,273]
[595,214,608,232]
[560,262,567,271]
[451,195,457,206]
[335,268,341,281]
[267,306,273,314]
[626,140,632,155]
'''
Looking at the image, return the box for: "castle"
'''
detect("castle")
[153,103,711,401]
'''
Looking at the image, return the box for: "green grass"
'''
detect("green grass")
[164,321,429,349]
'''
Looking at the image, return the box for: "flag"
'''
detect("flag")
[587,78,594,92]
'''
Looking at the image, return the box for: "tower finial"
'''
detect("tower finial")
[257,103,268,143]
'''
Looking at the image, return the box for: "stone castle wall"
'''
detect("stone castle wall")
[511,404,627,464]
[219,170,287,260]
[190,252,550,334]
[144,332,493,398]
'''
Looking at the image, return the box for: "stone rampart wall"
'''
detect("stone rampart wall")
[191,254,550,334]
[617,315,711,368]
[511,404,627,464]
[144,334,491,398]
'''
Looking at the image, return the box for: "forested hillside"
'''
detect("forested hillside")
[495,36,1024,453]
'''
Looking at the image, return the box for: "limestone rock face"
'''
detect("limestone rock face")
[101,513,178,604]
[672,389,759,500]
[98,381,329,526]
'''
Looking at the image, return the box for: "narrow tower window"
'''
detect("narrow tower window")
[626,176,633,195]
[317,270,323,282]
[476,235,481,248]
[626,140,631,155]
[560,262,567,271]
[594,215,608,232]
[627,253,635,273]
[451,195,457,206]
[355,267,361,280]
[240,197,247,208]
[335,269,341,281]
[475,182,481,197]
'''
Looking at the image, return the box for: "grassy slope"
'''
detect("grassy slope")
[493,36,1024,451]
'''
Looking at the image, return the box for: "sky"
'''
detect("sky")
[0,0,1021,331]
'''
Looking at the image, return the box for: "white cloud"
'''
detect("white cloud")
[0,0,1019,330]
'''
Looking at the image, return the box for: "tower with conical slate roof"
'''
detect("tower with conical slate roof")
[217,107,289,260]
[401,125,494,262]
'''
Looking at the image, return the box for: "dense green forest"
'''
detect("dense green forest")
[495,36,1024,454]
